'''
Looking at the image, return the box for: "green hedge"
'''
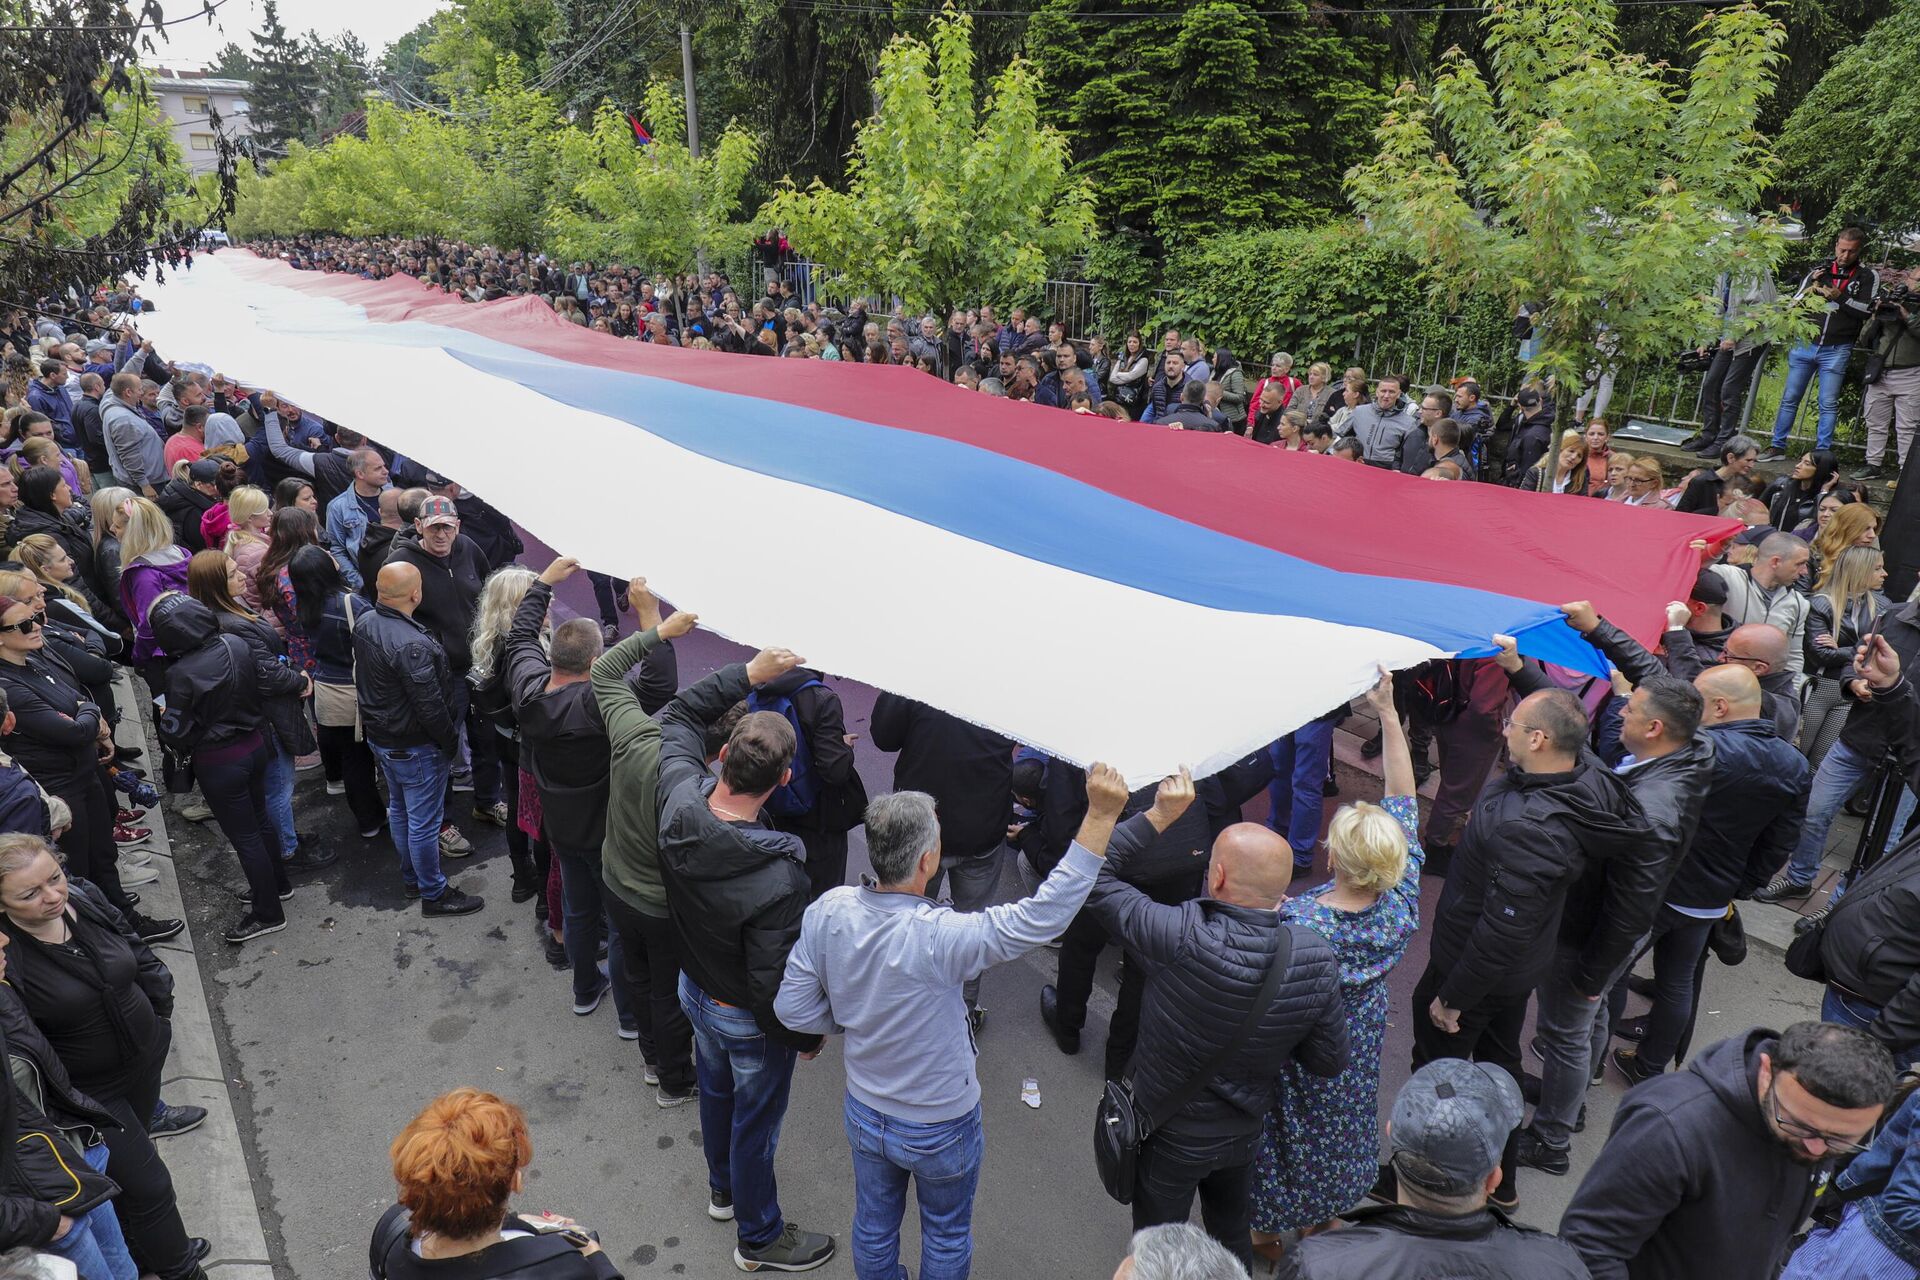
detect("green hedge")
[1086,221,1514,382]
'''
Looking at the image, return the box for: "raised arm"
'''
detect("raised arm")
[262,411,317,477]
[659,647,801,799]
[1362,668,1414,798]
[1085,769,1199,967]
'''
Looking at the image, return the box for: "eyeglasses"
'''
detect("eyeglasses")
[1502,716,1541,735]
[1766,1080,1871,1156]
[0,612,46,635]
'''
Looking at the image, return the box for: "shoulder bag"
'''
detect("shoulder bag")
[312,592,361,730]
[1092,923,1293,1204]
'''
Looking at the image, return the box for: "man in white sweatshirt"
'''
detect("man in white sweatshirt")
[776,760,1148,1280]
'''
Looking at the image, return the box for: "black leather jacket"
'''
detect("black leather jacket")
[352,600,461,753]
[1820,830,1920,1050]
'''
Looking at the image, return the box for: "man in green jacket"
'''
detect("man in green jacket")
[591,575,699,1107]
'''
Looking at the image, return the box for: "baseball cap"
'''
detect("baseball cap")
[1691,568,1730,607]
[1515,388,1543,408]
[187,459,223,485]
[1389,1059,1523,1196]
[418,496,459,527]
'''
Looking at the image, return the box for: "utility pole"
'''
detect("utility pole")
[680,18,706,278]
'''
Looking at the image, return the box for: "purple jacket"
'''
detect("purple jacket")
[120,548,191,663]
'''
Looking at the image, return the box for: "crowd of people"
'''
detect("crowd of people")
[3,225,1920,1280]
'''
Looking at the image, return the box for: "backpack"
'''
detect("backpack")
[748,679,826,818]
[1397,659,1473,727]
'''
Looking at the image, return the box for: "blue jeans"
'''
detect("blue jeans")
[44,1141,138,1280]
[553,844,629,1020]
[1785,739,1918,886]
[1823,986,1919,1069]
[369,742,451,901]
[1267,720,1334,863]
[1771,342,1854,450]
[680,974,798,1249]
[844,1095,983,1280]
[262,738,298,859]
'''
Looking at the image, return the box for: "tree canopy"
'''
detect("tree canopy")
[1,1,233,311]
[1777,0,1920,241]
[764,4,1094,315]
[1347,0,1801,396]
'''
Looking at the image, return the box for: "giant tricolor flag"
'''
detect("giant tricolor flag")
[138,251,1737,784]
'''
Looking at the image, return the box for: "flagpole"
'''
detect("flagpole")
[681,21,707,279]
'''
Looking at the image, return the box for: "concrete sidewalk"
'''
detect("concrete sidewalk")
[114,670,274,1280]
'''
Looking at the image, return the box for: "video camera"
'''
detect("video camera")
[1876,282,1916,312]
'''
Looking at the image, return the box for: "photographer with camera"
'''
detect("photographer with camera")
[1854,267,1920,481]
[370,1089,620,1279]
[1762,228,1879,461]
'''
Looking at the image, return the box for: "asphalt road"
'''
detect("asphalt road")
[162,562,1826,1279]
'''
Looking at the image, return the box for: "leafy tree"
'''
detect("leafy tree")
[1347,0,1800,399]
[306,31,374,140]
[206,41,255,78]
[380,19,446,108]
[763,4,1094,315]
[1029,0,1390,245]
[549,81,759,276]
[1,1,234,310]
[1777,0,1920,240]
[250,0,319,155]
[462,58,569,250]
[424,0,558,99]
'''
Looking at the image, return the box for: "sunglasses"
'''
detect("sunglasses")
[0,611,46,635]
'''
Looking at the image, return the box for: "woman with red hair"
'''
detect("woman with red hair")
[370,1089,619,1278]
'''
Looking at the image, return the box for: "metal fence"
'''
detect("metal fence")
[739,259,1863,455]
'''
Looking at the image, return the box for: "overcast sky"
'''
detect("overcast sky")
[150,0,451,69]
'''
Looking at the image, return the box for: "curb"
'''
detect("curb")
[115,669,277,1280]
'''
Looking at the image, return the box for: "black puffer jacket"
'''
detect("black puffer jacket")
[1087,815,1348,1137]
[1819,828,1920,1051]
[214,610,314,756]
[154,477,219,553]
[0,984,120,1238]
[352,600,461,754]
[1429,756,1647,1011]
[1275,1202,1589,1279]
[153,595,292,754]
[2,505,94,584]
[657,664,820,1053]
[870,694,1012,861]
[1560,1029,1821,1280]
[0,649,102,791]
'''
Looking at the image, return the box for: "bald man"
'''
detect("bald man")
[354,561,483,916]
[1614,663,1810,1079]
[1083,771,1347,1266]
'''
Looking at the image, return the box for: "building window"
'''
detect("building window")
[190,133,215,151]
[230,98,249,115]
[181,94,207,115]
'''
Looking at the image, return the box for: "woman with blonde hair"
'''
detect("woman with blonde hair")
[15,531,121,643]
[1617,455,1670,508]
[1808,500,1881,593]
[1520,429,1591,495]
[1803,545,1891,765]
[1252,669,1426,1261]
[221,486,271,612]
[468,567,551,927]
[88,485,135,627]
[16,433,89,499]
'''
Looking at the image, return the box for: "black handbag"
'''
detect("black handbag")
[1092,924,1293,1204]
[1784,914,1829,982]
